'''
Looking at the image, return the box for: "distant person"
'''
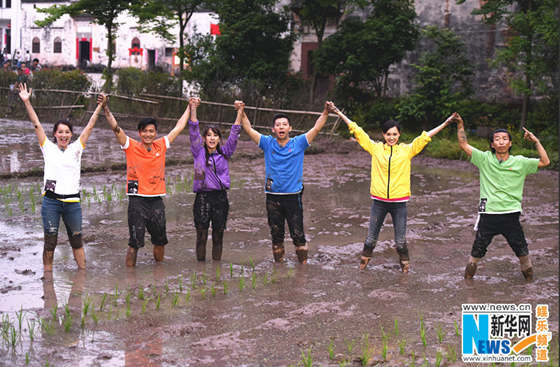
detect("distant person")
[5,51,11,65]
[16,51,24,68]
[101,96,191,267]
[25,50,31,64]
[18,84,106,270]
[189,98,241,262]
[454,115,550,280]
[2,60,10,71]
[239,101,332,264]
[21,62,30,75]
[330,103,455,272]
[11,68,28,105]
[31,58,42,72]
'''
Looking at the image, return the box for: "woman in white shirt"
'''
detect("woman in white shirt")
[18,84,105,270]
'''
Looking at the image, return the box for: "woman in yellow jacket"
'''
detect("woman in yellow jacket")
[330,104,456,272]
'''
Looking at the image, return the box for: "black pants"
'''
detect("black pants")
[128,196,168,249]
[193,191,229,231]
[471,212,529,258]
[266,192,306,245]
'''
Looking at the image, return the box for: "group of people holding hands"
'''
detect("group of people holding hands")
[18,84,549,280]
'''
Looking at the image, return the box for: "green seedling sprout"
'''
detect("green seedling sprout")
[262,273,269,285]
[63,315,73,332]
[191,271,197,288]
[113,284,119,306]
[339,360,349,367]
[185,289,191,303]
[446,345,456,362]
[211,285,216,298]
[251,273,258,290]
[437,324,445,343]
[126,298,131,318]
[420,314,427,347]
[99,293,107,311]
[223,281,229,295]
[63,303,71,318]
[81,314,85,328]
[300,348,313,367]
[360,334,372,366]
[287,267,293,278]
[435,350,443,367]
[327,339,335,360]
[15,306,25,330]
[271,268,278,283]
[151,284,157,297]
[41,318,54,335]
[399,338,406,355]
[156,294,161,310]
[454,320,460,337]
[249,256,255,271]
[409,350,416,367]
[345,337,356,354]
[420,353,429,367]
[91,308,98,324]
[138,286,145,300]
[200,288,207,300]
[395,318,399,337]
[239,274,245,291]
[83,293,93,316]
[25,352,29,364]
[178,275,183,292]
[229,262,234,278]
[382,336,388,360]
[142,298,150,314]
[171,291,180,307]
[9,326,17,347]
[27,319,35,341]
[49,302,58,321]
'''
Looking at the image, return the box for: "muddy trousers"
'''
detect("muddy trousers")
[193,191,229,261]
[466,213,531,279]
[127,196,168,249]
[362,200,408,260]
[266,192,307,263]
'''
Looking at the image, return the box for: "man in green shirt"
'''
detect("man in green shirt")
[454,113,550,280]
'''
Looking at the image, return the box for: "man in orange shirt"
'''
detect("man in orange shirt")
[102,97,196,267]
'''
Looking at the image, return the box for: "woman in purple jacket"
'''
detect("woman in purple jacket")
[189,98,242,261]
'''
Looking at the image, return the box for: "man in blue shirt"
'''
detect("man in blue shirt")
[238,101,333,263]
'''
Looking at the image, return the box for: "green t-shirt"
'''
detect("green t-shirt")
[470,148,539,213]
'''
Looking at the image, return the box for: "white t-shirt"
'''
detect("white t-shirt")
[40,138,84,202]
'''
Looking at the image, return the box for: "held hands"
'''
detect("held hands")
[18,83,31,102]
[326,101,339,113]
[189,97,201,109]
[234,100,245,114]
[96,93,108,107]
[444,112,458,125]
[523,127,539,144]
[452,112,464,127]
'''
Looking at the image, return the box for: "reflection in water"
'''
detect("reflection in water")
[9,151,21,172]
[42,269,86,312]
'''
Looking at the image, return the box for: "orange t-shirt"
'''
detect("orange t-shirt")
[122,136,169,196]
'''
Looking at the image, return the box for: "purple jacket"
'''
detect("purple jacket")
[189,120,241,192]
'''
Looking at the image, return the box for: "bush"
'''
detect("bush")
[30,69,91,91]
[116,67,144,96]
[0,69,17,88]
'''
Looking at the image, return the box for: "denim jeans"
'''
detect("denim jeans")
[363,200,408,259]
[41,196,82,237]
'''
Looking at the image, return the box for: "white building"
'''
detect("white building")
[0,0,22,55]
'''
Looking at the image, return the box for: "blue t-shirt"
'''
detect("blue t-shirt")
[258,134,310,194]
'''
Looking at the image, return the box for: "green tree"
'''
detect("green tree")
[397,26,473,129]
[35,0,136,92]
[457,0,559,130]
[185,0,296,98]
[312,0,418,100]
[132,0,205,72]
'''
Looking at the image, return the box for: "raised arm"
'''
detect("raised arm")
[305,102,331,143]
[523,127,550,168]
[79,94,106,146]
[167,98,193,144]
[454,113,474,157]
[236,100,260,144]
[427,113,455,138]
[101,97,127,146]
[329,102,353,126]
[18,83,46,145]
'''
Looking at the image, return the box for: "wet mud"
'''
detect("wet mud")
[0,127,558,366]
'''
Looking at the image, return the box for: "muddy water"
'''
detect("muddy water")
[0,134,557,366]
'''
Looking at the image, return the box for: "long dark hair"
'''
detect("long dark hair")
[201,124,226,166]
[52,119,73,143]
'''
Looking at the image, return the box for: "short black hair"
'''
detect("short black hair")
[490,128,512,153]
[272,113,291,126]
[138,117,157,131]
[382,120,401,134]
[33,58,39,63]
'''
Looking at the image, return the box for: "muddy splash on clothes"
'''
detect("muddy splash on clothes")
[0,131,558,366]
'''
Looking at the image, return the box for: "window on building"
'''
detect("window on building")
[6,0,11,9]
[165,47,174,57]
[131,37,140,55]
[32,38,40,53]
[53,38,62,53]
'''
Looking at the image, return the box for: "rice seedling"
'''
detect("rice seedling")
[126,298,131,318]
[238,274,245,291]
[360,334,372,366]
[185,289,191,303]
[81,314,85,328]
[454,321,460,337]
[178,275,183,292]
[399,338,406,355]
[447,345,456,362]
[409,351,416,367]
[30,195,36,213]
[300,348,313,367]
[249,256,255,271]
[327,339,335,360]
[191,271,197,288]
[435,350,443,367]
[210,285,216,298]
[420,314,427,347]
[151,284,157,297]
[171,291,180,307]
[381,338,388,360]
[63,303,71,318]
[223,281,229,295]
[202,270,207,285]
[420,353,429,367]
[27,320,35,341]
[287,267,293,278]
[113,284,120,306]
[271,268,278,283]
[339,360,349,367]
[200,288,207,300]
[83,293,93,316]
[262,273,269,285]
[15,306,25,330]
[91,308,98,324]
[25,352,29,364]
[45,356,51,367]
[138,286,145,300]
[437,324,445,343]
[395,318,399,337]
[63,315,73,332]
[41,318,54,335]
[99,293,107,311]
[142,298,150,314]
[251,273,258,290]
[156,294,161,310]
[164,279,169,293]
[9,326,17,347]
[49,302,58,321]
[345,337,356,354]
[229,262,234,278]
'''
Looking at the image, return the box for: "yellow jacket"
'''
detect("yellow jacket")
[349,122,431,200]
